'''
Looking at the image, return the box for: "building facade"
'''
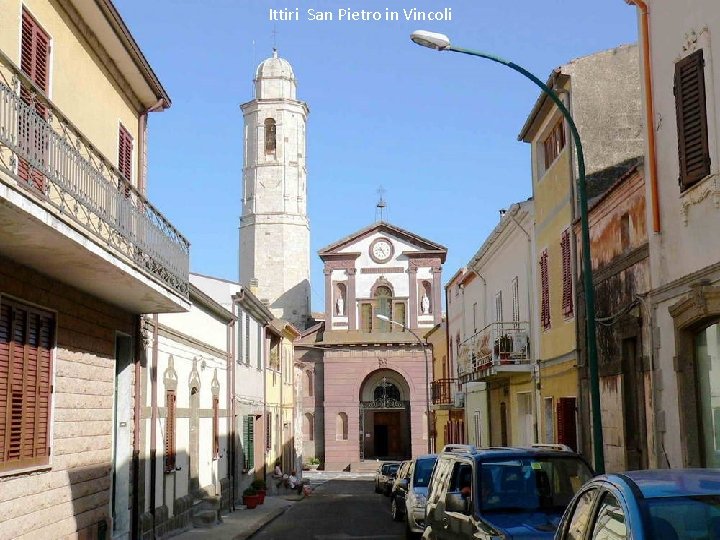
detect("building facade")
[518,44,643,462]
[0,1,188,538]
[628,0,720,470]
[297,222,446,471]
[239,50,311,330]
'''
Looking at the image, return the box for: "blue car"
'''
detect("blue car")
[555,469,720,539]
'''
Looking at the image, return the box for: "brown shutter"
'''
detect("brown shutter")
[118,125,133,194]
[18,10,50,191]
[556,397,577,452]
[0,299,53,473]
[561,231,574,317]
[164,390,176,472]
[675,49,710,189]
[540,251,550,330]
[212,396,219,458]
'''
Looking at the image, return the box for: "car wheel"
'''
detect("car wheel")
[391,498,403,522]
[405,515,418,539]
[374,481,381,494]
[420,526,436,540]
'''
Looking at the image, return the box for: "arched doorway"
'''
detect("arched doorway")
[359,370,411,460]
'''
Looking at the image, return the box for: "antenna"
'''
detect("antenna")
[251,39,256,98]
[375,186,387,222]
[272,24,278,50]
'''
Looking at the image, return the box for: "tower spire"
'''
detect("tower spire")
[375,186,387,222]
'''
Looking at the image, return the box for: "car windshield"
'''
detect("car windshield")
[645,495,720,538]
[414,458,436,488]
[383,463,399,475]
[478,457,593,513]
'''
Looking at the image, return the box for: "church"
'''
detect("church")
[239,50,447,471]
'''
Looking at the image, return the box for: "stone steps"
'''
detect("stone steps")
[190,495,222,529]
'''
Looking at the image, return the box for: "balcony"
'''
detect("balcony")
[457,322,532,383]
[0,54,189,313]
[431,378,458,408]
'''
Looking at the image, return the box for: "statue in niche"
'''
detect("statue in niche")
[336,295,344,316]
[421,293,431,315]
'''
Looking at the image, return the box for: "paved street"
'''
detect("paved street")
[251,479,404,540]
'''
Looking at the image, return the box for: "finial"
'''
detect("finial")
[375,186,387,222]
[272,48,278,59]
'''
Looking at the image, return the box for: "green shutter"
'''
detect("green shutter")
[243,415,254,470]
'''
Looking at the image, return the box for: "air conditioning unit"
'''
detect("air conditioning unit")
[453,391,465,408]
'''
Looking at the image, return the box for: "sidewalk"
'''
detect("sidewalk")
[170,494,301,540]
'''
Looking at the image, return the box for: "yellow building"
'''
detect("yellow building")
[518,46,642,460]
[266,319,300,477]
[426,321,464,452]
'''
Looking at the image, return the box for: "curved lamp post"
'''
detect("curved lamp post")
[376,314,432,454]
[410,30,604,473]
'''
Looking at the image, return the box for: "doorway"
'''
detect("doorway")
[622,336,647,469]
[112,334,132,539]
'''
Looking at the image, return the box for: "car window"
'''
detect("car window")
[428,457,454,504]
[646,495,720,539]
[414,458,437,488]
[592,492,627,540]
[566,489,598,540]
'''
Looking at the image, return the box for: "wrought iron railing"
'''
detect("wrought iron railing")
[0,54,189,299]
[457,321,531,380]
[431,378,457,405]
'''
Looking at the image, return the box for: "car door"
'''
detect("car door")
[425,457,454,538]
[556,487,601,540]
[397,461,412,512]
[589,491,629,539]
[440,460,475,539]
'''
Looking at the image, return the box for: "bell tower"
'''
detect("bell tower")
[239,50,310,329]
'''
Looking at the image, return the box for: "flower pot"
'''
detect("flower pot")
[243,494,260,509]
[309,464,319,471]
[257,489,266,504]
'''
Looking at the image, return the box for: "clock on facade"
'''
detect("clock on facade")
[369,238,394,263]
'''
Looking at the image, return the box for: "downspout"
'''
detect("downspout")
[138,98,167,196]
[132,315,143,539]
[227,318,235,510]
[626,0,661,233]
[231,290,246,499]
[150,314,159,526]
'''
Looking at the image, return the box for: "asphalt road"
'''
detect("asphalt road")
[251,479,406,540]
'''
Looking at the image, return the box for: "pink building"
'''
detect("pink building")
[296,222,446,471]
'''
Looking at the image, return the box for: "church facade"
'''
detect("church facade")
[297,223,446,471]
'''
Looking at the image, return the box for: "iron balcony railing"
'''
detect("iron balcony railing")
[457,321,531,381]
[0,53,189,299]
[431,378,457,405]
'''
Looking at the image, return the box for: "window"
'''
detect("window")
[212,396,219,459]
[542,118,566,171]
[265,412,272,450]
[360,303,373,333]
[257,324,262,370]
[245,315,251,365]
[473,302,478,333]
[561,230,574,318]
[164,390,176,472]
[304,412,314,441]
[393,302,406,330]
[237,313,245,365]
[18,9,50,191]
[565,489,597,540]
[305,370,313,397]
[675,49,710,190]
[264,118,277,154]
[512,277,520,325]
[694,321,720,467]
[540,250,550,330]
[336,412,348,441]
[375,286,392,332]
[0,298,54,473]
[592,492,627,540]
[544,397,554,443]
[556,397,577,452]
[495,291,503,323]
[620,213,630,252]
[243,415,254,471]
[118,124,133,185]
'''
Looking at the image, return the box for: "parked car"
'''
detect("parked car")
[423,444,594,539]
[390,454,438,538]
[555,469,720,539]
[374,461,402,495]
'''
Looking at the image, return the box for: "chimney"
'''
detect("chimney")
[249,278,259,296]
[499,209,506,218]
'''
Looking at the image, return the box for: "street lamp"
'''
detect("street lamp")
[410,30,604,473]
[376,314,432,454]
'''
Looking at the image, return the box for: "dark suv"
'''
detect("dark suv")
[423,445,594,539]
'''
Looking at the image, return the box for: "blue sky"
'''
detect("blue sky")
[118,0,638,312]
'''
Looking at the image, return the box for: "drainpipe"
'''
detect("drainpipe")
[137,98,167,196]
[625,0,661,233]
[150,314,159,526]
[227,317,235,510]
[231,290,245,499]
[132,315,143,539]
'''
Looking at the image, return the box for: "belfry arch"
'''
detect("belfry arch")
[359,369,412,460]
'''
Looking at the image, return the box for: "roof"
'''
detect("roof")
[585,156,644,208]
[440,446,589,463]
[619,469,720,499]
[255,49,295,80]
[319,221,447,263]
[468,199,533,271]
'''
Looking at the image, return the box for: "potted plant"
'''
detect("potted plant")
[242,487,260,509]
[251,479,267,504]
[497,334,513,362]
[308,457,321,471]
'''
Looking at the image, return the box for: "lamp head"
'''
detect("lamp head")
[376,314,391,322]
[411,30,451,51]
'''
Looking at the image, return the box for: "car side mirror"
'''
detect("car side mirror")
[445,492,470,515]
[399,478,409,490]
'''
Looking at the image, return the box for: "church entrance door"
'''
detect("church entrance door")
[359,371,411,461]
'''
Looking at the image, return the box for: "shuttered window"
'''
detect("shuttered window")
[164,390,176,472]
[265,412,272,450]
[542,119,566,171]
[18,9,50,191]
[243,415,254,470]
[675,49,710,190]
[540,250,551,330]
[556,397,577,452]
[360,303,373,333]
[212,396,220,459]
[118,124,133,191]
[0,298,54,473]
[561,230,574,318]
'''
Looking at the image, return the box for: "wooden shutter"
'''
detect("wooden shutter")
[675,49,710,189]
[18,9,50,191]
[540,251,551,330]
[118,125,133,192]
[360,303,373,333]
[0,299,54,473]
[243,415,254,470]
[561,231,574,317]
[164,390,176,472]
[266,412,271,450]
[212,396,219,458]
[556,397,577,452]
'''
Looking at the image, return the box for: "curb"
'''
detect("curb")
[232,504,292,540]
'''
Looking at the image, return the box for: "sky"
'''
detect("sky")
[117,0,639,312]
